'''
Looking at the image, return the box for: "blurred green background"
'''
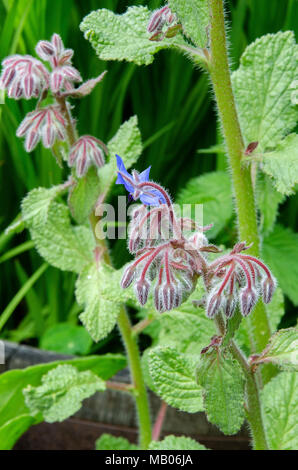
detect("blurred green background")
[0,0,297,352]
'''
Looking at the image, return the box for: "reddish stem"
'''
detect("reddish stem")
[152,401,168,441]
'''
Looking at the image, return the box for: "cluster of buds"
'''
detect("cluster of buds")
[117,157,276,316]
[1,33,107,178]
[16,106,66,152]
[117,156,222,312]
[147,5,182,41]
[205,242,276,318]
[69,136,107,177]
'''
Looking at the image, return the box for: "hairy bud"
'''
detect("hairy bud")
[69,136,106,177]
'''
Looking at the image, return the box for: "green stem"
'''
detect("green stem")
[208,0,272,369]
[230,340,269,450]
[214,315,269,450]
[117,306,152,449]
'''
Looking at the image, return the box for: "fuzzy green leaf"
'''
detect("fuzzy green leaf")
[80,6,187,66]
[23,364,105,423]
[176,171,233,238]
[148,346,204,413]
[158,309,216,357]
[98,115,142,195]
[29,203,94,273]
[256,173,285,235]
[96,434,138,451]
[76,263,135,342]
[0,354,125,442]
[68,167,101,225]
[21,186,62,226]
[197,350,245,435]
[169,0,209,48]
[254,328,298,370]
[232,31,298,150]
[262,372,298,450]
[260,134,298,196]
[263,225,298,305]
[149,435,207,450]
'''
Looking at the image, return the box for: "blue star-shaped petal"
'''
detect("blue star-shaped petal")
[116,155,166,206]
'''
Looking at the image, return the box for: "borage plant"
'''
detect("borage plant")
[0,0,297,452]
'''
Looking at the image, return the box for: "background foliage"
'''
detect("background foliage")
[0,0,297,352]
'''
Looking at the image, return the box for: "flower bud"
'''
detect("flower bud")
[262,277,276,304]
[206,292,221,318]
[223,294,236,318]
[135,279,150,306]
[240,288,257,316]
[69,136,105,177]
[154,285,165,312]
[0,55,49,100]
[121,265,135,289]
[16,106,66,152]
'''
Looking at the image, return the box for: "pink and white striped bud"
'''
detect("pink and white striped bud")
[154,284,165,312]
[240,287,257,317]
[0,55,49,100]
[16,106,66,152]
[206,292,222,318]
[135,278,150,306]
[223,294,236,318]
[121,265,135,289]
[50,65,82,93]
[68,136,106,177]
[36,34,74,68]
[162,283,176,311]
[261,276,276,304]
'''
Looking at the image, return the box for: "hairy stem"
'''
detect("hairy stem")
[214,315,269,450]
[230,340,269,450]
[152,401,168,441]
[117,306,152,449]
[208,0,273,381]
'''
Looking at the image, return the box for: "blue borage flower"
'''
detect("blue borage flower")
[115,154,167,206]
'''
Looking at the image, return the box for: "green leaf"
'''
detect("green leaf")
[148,346,204,413]
[149,435,207,450]
[254,328,298,370]
[262,372,298,450]
[232,31,298,150]
[169,0,209,48]
[21,186,62,226]
[197,350,245,435]
[158,309,216,357]
[256,173,285,235]
[0,415,35,450]
[76,263,135,342]
[95,434,138,451]
[263,225,298,305]
[22,194,95,273]
[24,364,105,423]
[260,134,298,196]
[68,167,101,225]
[176,171,233,238]
[40,323,93,356]
[0,354,125,447]
[99,115,142,195]
[80,6,187,66]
